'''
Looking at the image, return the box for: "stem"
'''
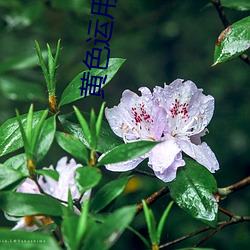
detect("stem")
[136,186,169,215]
[210,0,250,66]
[193,216,250,247]
[134,169,156,178]
[218,176,250,198]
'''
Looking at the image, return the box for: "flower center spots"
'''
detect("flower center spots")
[170,99,190,122]
[131,103,153,125]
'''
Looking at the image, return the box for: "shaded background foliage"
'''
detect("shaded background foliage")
[0,0,249,249]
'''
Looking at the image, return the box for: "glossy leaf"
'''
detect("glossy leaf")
[0,164,27,190]
[59,58,126,107]
[75,167,102,194]
[168,159,218,227]
[0,111,44,157]
[36,169,59,181]
[83,205,137,250]
[221,0,250,11]
[98,141,159,166]
[0,228,60,250]
[56,131,89,165]
[0,192,65,216]
[0,76,46,102]
[91,176,132,213]
[59,112,123,153]
[4,153,28,175]
[213,16,250,65]
[36,116,56,162]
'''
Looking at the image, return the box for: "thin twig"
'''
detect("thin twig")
[134,169,156,178]
[193,216,250,247]
[218,176,250,198]
[159,216,250,249]
[136,186,170,215]
[211,0,250,66]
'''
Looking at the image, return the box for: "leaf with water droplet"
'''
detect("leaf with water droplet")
[213,16,250,65]
[168,158,218,227]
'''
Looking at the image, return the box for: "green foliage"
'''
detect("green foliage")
[0,164,27,190]
[221,0,250,11]
[213,16,250,65]
[0,192,66,216]
[97,140,159,166]
[83,205,137,250]
[56,131,89,165]
[34,40,61,97]
[59,58,126,107]
[0,228,60,250]
[91,176,132,213]
[75,167,102,194]
[168,159,218,227]
[142,200,174,247]
[59,112,123,153]
[0,110,44,157]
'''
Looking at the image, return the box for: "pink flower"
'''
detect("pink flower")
[104,79,219,182]
[12,157,90,231]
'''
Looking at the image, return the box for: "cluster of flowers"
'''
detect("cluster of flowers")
[104,79,219,182]
[10,157,89,231]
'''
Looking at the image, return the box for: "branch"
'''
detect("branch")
[218,176,250,198]
[210,0,250,66]
[134,169,156,178]
[136,186,169,215]
[159,216,250,249]
[193,216,250,247]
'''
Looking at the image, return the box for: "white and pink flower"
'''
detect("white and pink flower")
[12,157,89,231]
[103,79,219,182]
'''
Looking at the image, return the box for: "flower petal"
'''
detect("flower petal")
[179,139,219,173]
[154,79,214,136]
[105,88,167,142]
[148,137,185,182]
[105,156,145,172]
[16,178,40,194]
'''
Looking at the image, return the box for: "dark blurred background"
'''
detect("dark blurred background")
[0,0,249,249]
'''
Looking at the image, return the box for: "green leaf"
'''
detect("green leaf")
[36,169,59,181]
[168,159,218,227]
[75,167,102,194]
[59,58,126,107]
[213,16,250,65]
[89,109,97,150]
[97,141,159,166]
[83,205,137,250]
[36,116,56,162]
[73,106,91,146]
[221,0,250,11]
[62,201,89,250]
[91,176,132,213]
[59,112,123,153]
[127,226,151,248]
[0,76,46,102]
[56,131,89,165]
[96,102,106,140]
[0,228,60,250]
[0,164,27,190]
[142,200,157,245]
[61,215,80,250]
[0,50,47,74]
[157,201,174,244]
[0,191,65,216]
[4,153,28,175]
[0,111,44,157]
